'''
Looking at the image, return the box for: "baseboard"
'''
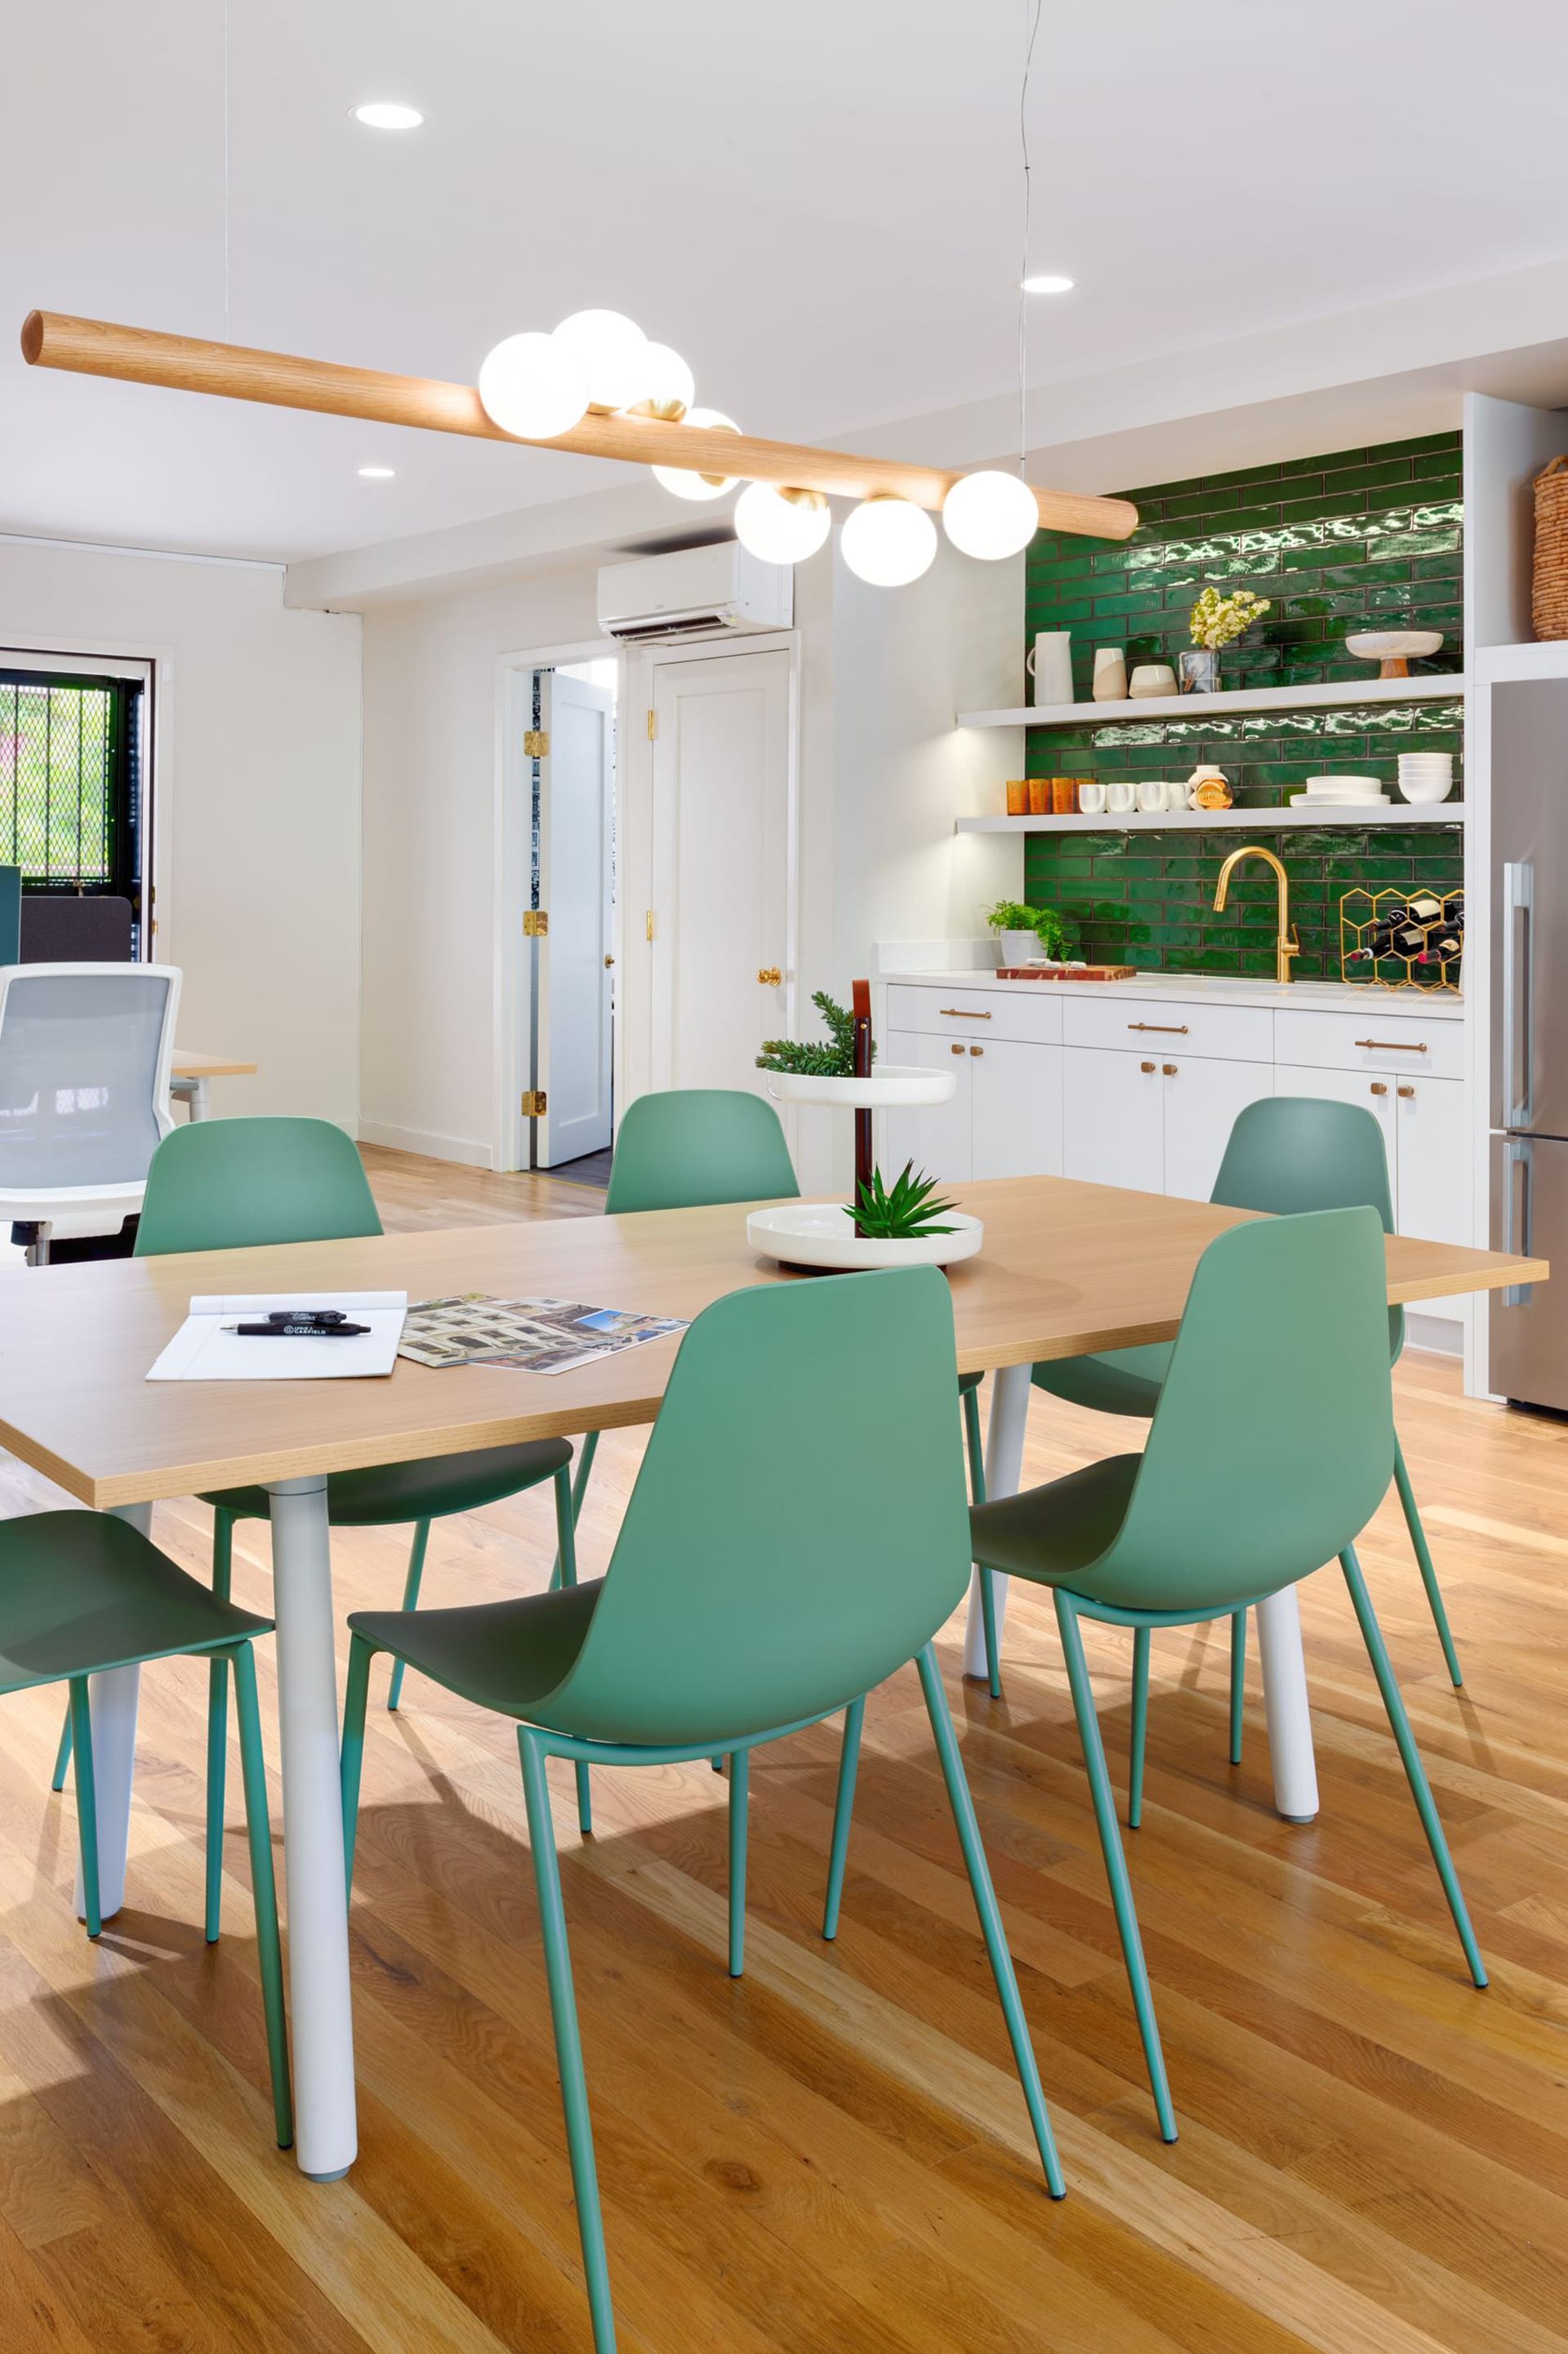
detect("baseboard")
[356,1119,494,1170]
[1405,1312,1463,1358]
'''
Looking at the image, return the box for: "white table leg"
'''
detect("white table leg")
[1254,1590,1319,1822]
[169,1075,210,1121]
[72,1504,149,1923]
[961,1362,1034,1679]
[268,1475,357,2180]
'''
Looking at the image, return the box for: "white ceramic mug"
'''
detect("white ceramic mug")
[1107,778,1137,814]
[1136,779,1168,814]
[1027,631,1075,707]
[1093,646,1129,702]
[1129,663,1178,699]
[1077,781,1107,814]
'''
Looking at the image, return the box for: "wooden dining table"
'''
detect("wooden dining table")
[0,1174,1543,2182]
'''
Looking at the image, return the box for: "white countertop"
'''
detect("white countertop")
[877,970,1465,1020]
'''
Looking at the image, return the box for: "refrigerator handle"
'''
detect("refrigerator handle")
[1504,1136,1535,1308]
[1502,860,1534,1130]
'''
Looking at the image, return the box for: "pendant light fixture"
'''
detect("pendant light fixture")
[551,309,652,413]
[477,332,589,440]
[942,468,1039,560]
[840,493,938,586]
[651,408,742,499]
[734,483,831,565]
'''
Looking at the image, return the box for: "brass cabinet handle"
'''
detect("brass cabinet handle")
[950,1042,964,1055]
[1129,1022,1188,1034]
[1355,1037,1427,1052]
[1162,1062,1178,1076]
[969,1044,984,1056]
[1370,1081,1388,1096]
[1139,1059,1156,1072]
[604,954,615,969]
[757,965,782,986]
[1397,1083,1416,1099]
[940,1007,991,1019]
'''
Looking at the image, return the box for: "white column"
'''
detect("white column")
[961,1362,1033,1679]
[72,1503,150,1923]
[268,1475,358,2180]
[1254,1589,1319,1822]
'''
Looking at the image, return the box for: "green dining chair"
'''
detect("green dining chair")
[951,1206,1485,2140]
[52,1116,581,1914]
[984,1098,1463,1801]
[20,1508,292,2147]
[340,1268,1064,2352]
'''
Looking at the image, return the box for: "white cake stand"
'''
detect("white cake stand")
[754,1063,982,1272]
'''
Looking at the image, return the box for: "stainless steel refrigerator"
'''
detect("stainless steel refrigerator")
[1490,680,1568,1407]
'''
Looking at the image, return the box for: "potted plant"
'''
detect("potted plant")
[1031,906,1076,962]
[987,900,1046,965]
[1180,586,1272,693]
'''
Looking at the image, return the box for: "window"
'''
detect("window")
[0,663,148,952]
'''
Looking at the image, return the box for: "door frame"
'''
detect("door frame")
[494,636,620,1172]
[616,629,801,1116]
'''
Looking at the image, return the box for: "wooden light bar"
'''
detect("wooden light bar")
[20,310,1139,541]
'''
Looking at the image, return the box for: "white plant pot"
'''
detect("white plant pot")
[998,930,1039,965]
[764,1064,956,1109]
[746,1202,983,1273]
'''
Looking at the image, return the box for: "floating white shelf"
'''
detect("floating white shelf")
[957,675,1466,730]
[956,804,1464,835]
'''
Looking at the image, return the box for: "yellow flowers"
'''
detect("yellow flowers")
[1189,585,1272,650]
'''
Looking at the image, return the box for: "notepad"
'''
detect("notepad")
[146,1293,408,1382]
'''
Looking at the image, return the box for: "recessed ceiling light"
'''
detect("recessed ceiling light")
[358,465,395,480]
[351,101,423,131]
[1021,274,1074,295]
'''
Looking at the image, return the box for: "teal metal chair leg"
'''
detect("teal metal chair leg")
[915,1646,1065,2196]
[728,1747,749,1978]
[1052,1594,1177,2142]
[341,1633,375,1903]
[1338,1545,1486,1986]
[518,1730,617,2354]
[68,1679,102,1941]
[1228,1611,1246,1767]
[1392,1434,1463,1688]
[547,1466,594,1838]
[961,1383,987,1505]
[229,1642,294,2148]
[50,1701,73,1792]
[205,1507,235,1942]
[822,1695,865,1941]
[550,1430,599,1589]
[978,1567,1003,1702]
[1129,1626,1150,1829]
[385,1519,431,1713]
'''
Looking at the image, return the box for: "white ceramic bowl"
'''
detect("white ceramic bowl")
[1304,775,1382,793]
[1344,631,1444,662]
[1396,770,1454,805]
[746,1202,983,1272]
[764,1065,956,1109]
[1128,664,1178,699]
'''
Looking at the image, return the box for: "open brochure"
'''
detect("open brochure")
[399,1294,687,1375]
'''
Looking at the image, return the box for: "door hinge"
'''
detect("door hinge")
[520,1089,547,1117]
[646,707,657,741]
[645,908,656,942]
[523,908,549,938]
[523,729,550,758]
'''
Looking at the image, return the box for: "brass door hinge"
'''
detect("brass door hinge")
[523,908,549,938]
[646,707,657,740]
[523,729,550,758]
[520,1089,547,1117]
[645,908,656,942]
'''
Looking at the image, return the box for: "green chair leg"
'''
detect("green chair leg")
[341,1633,375,1904]
[728,1747,749,1978]
[1053,1594,1177,2142]
[550,1429,599,1589]
[1129,1626,1150,1830]
[548,1466,594,1838]
[519,1731,617,2354]
[68,1679,102,1941]
[229,1642,294,2149]
[1339,1545,1486,1987]
[205,1507,234,1942]
[978,1567,1003,1701]
[50,1702,73,1793]
[915,1646,1065,2196]
[385,1519,431,1713]
[1228,1611,1246,1767]
[961,1383,987,1505]
[822,1695,865,1942]
[1392,1433,1463,1688]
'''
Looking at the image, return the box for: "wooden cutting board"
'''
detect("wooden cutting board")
[995,964,1139,982]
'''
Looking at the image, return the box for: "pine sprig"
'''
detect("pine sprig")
[847,1160,960,1240]
[757,990,877,1077]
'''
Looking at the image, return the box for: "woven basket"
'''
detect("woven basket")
[1534,456,1568,640]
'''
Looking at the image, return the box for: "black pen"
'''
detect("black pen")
[224,1321,371,1337]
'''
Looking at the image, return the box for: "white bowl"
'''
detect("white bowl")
[764,1065,956,1109]
[746,1202,983,1272]
[1345,631,1444,662]
[1304,775,1382,792]
[1290,791,1388,807]
[1396,771,1454,805]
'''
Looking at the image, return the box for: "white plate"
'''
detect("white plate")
[746,1202,983,1272]
[1303,775,1382,791]
[1290,791,1388,806]
[764,1064,957,1109]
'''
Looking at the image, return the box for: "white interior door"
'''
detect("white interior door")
[536,671,614,1166]
[649,649,792,1095]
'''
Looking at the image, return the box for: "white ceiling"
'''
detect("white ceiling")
[7,0,1568,564]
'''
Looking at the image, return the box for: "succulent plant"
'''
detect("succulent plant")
[847,1161,960,1241]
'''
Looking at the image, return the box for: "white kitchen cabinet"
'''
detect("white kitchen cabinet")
[882,1028,1062,1183]
[882,1028,973,1181]
[1161,1056,1276,1201]
[1273,1063,1467,1243]
[1062,1046,1164,1192]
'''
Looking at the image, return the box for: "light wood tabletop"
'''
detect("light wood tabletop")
[0,1174,1544,1510]
[169,1046,260,1079]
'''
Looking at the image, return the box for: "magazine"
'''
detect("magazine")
[399,1294,687,1376]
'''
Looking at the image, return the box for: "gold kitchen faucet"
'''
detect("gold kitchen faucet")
[1214,844,1301,984]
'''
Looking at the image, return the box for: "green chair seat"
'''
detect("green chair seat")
[958,1367,983,1395]
[350,1580,603,1720]
[1031,1345,1171,1418]
[963,1456,1141,1594]
[0,1510,274,1690]
[201,1438,572,1527]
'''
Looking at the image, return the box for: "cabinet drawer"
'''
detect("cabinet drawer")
[1062,995,1273,1063]
[884,984,1062,1046]
[1273,1005,1463,1081]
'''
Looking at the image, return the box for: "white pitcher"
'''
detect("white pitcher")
[1026,631,1075,707]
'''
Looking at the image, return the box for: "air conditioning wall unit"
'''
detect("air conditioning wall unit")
[596,540,793,644]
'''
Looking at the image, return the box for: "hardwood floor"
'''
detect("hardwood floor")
[2,1144,1566,2352]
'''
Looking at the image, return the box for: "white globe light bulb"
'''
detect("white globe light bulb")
[942,470,1039,560]
[652,408,742,500]
[628,342,695,421]
[552,309,651,412]
[478,333,589,439]
[733,483,831,566]
[840,494,938,586]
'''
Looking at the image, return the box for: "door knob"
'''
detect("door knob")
[1370,1081,1388,1096]
[604,954,615,969]
[969,1044,984,1056]
[951,1042,964,1055]
[1161,1063,1178,1076]
[1397,1083,1415,1099]
[757,965,782,986]
[1139,1059,1156,1073]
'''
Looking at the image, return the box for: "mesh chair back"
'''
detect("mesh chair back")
[0,965,176,1189]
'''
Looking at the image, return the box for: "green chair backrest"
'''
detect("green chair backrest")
[1210,1095,1402,1359]
[537,1267,971,1745]
[1080,1207,1395,1615]
[135,1117,382,1255]
[605,1089,799,1215]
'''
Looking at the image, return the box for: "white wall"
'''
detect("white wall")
[0,538,362,1124]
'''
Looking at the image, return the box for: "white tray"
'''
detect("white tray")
[764,1064,956,1109]
[746,1202,982,1272]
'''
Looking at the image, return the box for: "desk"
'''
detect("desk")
[169,1047,258,1121]
[0,1177,1541,2180]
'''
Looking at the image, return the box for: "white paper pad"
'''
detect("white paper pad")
[147,1292,408,1382]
